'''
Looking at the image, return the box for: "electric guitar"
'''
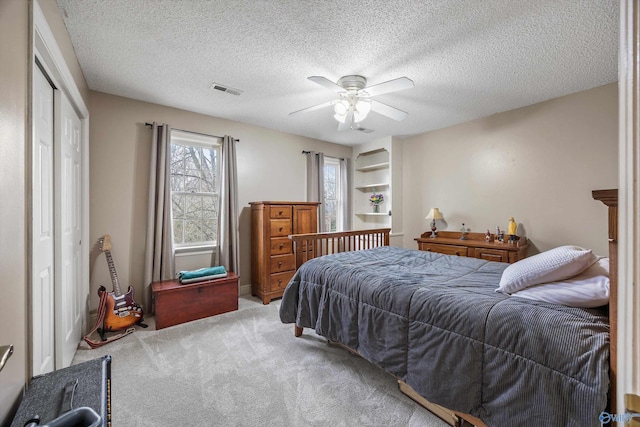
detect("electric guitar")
[98,235,145,339]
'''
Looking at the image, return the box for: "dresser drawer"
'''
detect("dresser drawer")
[270,219,292,237]
[270,271,295,292]
[270,254,296,273]
[474,248,508,263]
[270,237,292,255]
[419,243,468,257]
[270,205,292,219]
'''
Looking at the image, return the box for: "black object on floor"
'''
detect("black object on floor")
[10,356,111,427]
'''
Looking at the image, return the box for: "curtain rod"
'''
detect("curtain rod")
[302,150,346,161]
[145,122,239,142]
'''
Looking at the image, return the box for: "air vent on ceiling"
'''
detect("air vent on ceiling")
[209,82,243,96]
[355,126,374,133]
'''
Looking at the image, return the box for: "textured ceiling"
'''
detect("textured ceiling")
[56,0,619,146]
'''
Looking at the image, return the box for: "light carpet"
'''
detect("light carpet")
[72,296,449,427]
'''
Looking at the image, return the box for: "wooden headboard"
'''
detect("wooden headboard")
[592,188,618,413]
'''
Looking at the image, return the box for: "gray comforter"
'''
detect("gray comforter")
[279,246,609,427]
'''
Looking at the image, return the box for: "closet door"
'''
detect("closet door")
[32,65,55,375]
[55,92,83,368]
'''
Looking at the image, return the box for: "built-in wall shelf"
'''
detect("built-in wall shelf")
[356,212,391,216]
[355,183,389,191]
[354,147,392,229]
[355,162,389,172]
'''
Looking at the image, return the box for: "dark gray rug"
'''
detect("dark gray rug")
[73,297,447,427]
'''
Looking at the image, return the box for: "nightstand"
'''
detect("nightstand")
[415,231,528,264]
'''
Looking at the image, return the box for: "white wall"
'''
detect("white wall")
[401,83,618,257]
[88,91,351,309]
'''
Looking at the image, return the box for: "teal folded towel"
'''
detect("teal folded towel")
[179,265,227,281]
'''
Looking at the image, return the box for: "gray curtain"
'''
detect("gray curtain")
[340,157,352,231]
[144,123,175,290]
[305,151,326,231]
[217,135,239,275]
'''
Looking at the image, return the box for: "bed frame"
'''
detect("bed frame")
[289,228,390,338]
[288,189,617,426]
[289,227,391,269]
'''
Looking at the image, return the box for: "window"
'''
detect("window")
[323,157,343,232]
[170,129,222,248]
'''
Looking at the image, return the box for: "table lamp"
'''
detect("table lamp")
[425,208,444,238]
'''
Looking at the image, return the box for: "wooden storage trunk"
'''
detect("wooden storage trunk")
[151,272,238,330]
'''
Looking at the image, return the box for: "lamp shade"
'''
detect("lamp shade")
[334,99,350,116]
[333,97,371,124]
[354,99,371,122]
[425,208,444,221]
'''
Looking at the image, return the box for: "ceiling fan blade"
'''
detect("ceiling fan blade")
[337,110,354,131]
[363,77,414,97]
[289,100,334,116]
[308,76,346,93]
[370,100,409,121]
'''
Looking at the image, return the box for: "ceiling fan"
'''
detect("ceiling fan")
[289,75,414,131]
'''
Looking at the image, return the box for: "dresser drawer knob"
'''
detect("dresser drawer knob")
[278,279,282,284]
[426,248,431,252]
[279,211,283,215]
[278,261,282,266]
[455,251,460,256]
[279,227,283,232]
[279,244,284,249]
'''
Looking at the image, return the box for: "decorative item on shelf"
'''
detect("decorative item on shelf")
[508,216,518,243]
[370,191,384,213]
[485,229,492,242]
[460,223,468,240]
[495,226,502,242]
[425,208,445,238]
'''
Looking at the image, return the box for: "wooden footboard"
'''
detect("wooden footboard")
[288,228,390,337]
[288,227,391,269]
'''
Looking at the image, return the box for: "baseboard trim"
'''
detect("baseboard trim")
[239,283,252,296]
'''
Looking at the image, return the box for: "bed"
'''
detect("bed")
[279,189,617,427]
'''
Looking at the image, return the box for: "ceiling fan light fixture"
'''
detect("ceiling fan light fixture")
[333,113,348,123]
[292,74,414,131]
[355,99,371,115]
[352,99,371,123]
[333,99,350,116]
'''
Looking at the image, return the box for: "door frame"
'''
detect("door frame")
[32,0,90,372]
[618,0,640,416]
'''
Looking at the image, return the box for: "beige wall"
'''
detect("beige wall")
[88,91,351,310]
[401,83,618,257]
[0,1,29,423]
[0,1,89,424]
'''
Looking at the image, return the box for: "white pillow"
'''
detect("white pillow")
[511,257,609,308]
[497,245,598,294]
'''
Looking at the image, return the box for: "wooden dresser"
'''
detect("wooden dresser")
[415,230,529,264]
[250,201,319,304]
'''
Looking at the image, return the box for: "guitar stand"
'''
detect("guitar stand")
[97,321,148,341]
